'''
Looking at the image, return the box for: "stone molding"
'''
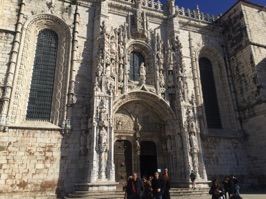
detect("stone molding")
[8,13,71,126]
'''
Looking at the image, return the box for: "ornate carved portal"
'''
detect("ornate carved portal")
[114,99,171,186]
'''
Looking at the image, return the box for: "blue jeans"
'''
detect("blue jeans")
[153,196,162,199]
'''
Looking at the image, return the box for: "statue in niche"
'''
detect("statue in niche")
[97,51,104,77]
[189,93,196,105]
[98,99,108,126]
[116,120,123,130]
[139,62,146,84]
[183,79,189,102]
[134,117,141,155]
[105,65,111,77]
[167,48,174,70]
[110,59,116,77]
[110,36,116,54]
[166,135,172,151]
[118,41,124,63]
[94,77,100,91]
[158,70,165,88]
[98,126,108,179]
[157,51,164,70]
[118,64,124,82]
[167,71,174,87]
[186,109,199,174]
[98,127,108,153]
[189,131,199,153]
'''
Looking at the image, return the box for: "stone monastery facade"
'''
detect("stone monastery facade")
[0,0,266,198]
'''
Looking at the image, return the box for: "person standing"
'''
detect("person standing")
[209,179,224,199]
[126,172,144,199]
[223,176,230,199]
[190,170,196,190]
[151,171,164,199]
[162,168,170,199]
[142,176,152,199]
[228,175,240,197]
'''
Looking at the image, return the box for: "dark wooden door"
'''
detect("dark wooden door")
[114,140,132,187]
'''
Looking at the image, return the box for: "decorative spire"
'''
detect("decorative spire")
[135,0,142,9]
[168,0,176,15]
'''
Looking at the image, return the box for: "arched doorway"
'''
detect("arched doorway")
[140,141,157,178]
[114,140,132,187]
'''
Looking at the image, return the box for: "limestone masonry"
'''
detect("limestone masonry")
[0,0,265,198]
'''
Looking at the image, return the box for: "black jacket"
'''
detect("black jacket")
[126,178,144,198]
[151,178,165,197]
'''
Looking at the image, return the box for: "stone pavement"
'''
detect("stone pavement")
[187,192,266,199]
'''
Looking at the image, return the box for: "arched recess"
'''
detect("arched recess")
[9,14,71,125]
[127,41,155,86]
[113,91,177,131]
[195,46,236,131]
[113,91,180,180]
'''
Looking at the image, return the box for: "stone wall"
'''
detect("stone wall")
[0,129,62,197]
[0,0,265,197]
[202,136,249,181]
[220,1,266,185]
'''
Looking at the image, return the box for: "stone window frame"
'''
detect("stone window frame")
[196,46,236,130]
[127,41,154,85]
[8,14,71,126]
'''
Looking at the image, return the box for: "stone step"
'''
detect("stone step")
[65,188,210,199]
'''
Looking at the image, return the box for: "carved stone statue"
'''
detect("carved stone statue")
[98,127,108,179]
[168,71,174,87]
[118,41,124,63]
[158,70,165,88]
[118,64,124,82]
[166,135,172,151]
[139,62,146,84]
[189,132,199,153]
[98,127,108,153]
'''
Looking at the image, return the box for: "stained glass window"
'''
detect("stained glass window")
[199,57,222,129]
[26,29,58,120]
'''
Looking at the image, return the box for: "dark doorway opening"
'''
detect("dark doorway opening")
[114,140,132,187]
[140,141,157,178]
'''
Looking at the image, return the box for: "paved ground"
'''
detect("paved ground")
[192,192,266,199]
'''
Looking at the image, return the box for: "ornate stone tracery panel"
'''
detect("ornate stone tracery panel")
[9,14,71,125]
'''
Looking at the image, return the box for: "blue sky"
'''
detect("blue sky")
[160,0,266,16]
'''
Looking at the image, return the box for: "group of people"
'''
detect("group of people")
[209,175,242,199]
[124,169,170,199]
[124,170,242,199]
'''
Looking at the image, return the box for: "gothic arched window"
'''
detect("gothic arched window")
[26,29,58,121]
[199,57,222,129]
[130,51,145,81]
